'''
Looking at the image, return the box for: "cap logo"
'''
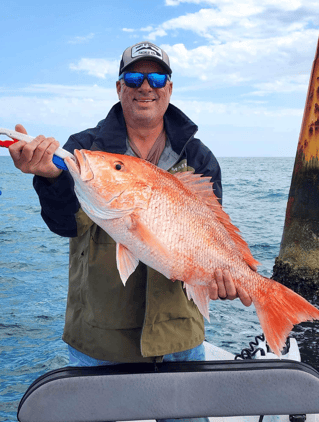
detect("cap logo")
[132,43,163,59]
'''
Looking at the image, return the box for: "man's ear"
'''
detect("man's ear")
[116,81,122,100]
[169,81,173,96]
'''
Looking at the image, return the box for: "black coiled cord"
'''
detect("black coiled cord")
[234,333,291,360]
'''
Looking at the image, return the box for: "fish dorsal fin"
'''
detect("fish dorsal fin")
[174,171,259,270]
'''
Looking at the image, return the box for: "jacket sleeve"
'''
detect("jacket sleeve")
[32,132,95,238]
[33,119,106,237]
[33,171,79,237]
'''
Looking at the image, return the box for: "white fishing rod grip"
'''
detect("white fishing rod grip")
[0,128,74,170]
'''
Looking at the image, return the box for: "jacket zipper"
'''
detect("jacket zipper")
[171,130,197,169]
[140,267,150,357]
[140,129,197,357]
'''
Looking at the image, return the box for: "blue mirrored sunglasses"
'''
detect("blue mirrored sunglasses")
[119,72,170,88]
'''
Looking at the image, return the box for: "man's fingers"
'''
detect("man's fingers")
[208,280,218,300]
[215,269,227,299]
[8,140,27,162]
[9,135,61,177]
[8,124,29,162]
[221,269,237,300]
[212,269,252,307]
[30,137,59,167]
[44,139,60,156]
[237,286,253,307]
[15,124,28,135]
[18,136,45,165]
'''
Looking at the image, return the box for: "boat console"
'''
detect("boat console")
[17,359,319,422]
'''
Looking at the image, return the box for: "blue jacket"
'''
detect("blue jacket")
[33,102,223,362]
[33,102,222,238]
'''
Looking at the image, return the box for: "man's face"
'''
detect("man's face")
[116,60,173,127]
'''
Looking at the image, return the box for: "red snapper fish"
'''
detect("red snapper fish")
[65,150,319,356]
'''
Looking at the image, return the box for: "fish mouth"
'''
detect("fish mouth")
[65,153,80,174]
[65,150,94,181]
[64,150,81,175]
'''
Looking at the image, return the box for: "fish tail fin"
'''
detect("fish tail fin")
[184,283,210,321]
[254,278,319,356]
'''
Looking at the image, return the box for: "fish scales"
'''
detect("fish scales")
[139,173,219,283]
[152,172,223,275]
[66,150,319,356]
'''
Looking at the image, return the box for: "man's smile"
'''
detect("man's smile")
[134,98,156,102]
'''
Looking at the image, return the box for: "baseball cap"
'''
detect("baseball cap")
[119,41,172,76]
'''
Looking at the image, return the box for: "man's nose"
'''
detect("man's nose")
[138,78,153,90]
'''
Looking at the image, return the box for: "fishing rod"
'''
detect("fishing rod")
[0,128,73,171]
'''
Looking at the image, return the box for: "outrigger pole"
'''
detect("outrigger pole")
[273,36,319,298]
[273,36,319,369]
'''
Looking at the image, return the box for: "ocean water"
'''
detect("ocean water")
[0,156,295,421]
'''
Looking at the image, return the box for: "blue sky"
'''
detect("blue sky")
[1,0,318,157]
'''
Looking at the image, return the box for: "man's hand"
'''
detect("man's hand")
[208,269,252,307]
[9,124,63,179]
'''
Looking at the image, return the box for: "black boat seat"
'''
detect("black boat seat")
[17,359,319,422]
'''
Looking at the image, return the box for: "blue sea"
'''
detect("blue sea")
[0,156,295,421]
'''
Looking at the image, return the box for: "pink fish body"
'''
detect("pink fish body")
[65,150,319,356]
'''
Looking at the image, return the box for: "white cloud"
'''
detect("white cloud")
[0,83,119,155]
[0,84,118,129]
[147,0,319,41]
[248,76,309,96]
[165,0,317,9]
[0,84,301,132]
[170,96,304,156]
[62,1,318,95]
[141,26,155,32]
[69,58,119,79]
[162,28,318,91]
[3,0,315,158]
[163,8,233,39]
[0,83,304,157]
[173,98,303,127]
[146,8,232,40]
[18,84,117,100]
[165,0,203,5]
[68,33,95,44]
[116,0,317,97]
[148,28,168,40]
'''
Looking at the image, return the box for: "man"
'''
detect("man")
[10,41,251,370]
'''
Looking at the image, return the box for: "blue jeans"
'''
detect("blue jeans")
[68,343,209,422]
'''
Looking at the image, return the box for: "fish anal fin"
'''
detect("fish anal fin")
[254,277,319,356]
[184,283,210,321]
[116,243,139,285]
[174,171,259,270]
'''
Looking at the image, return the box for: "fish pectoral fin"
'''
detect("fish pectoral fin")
[128,214,170,260]
[116,243,139,285]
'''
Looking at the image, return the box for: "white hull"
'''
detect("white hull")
[18,338,319,422]
[122,339,318,422]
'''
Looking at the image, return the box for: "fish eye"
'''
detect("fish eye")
[115,162,123,171]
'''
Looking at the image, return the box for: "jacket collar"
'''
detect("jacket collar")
[92,102,198,155]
